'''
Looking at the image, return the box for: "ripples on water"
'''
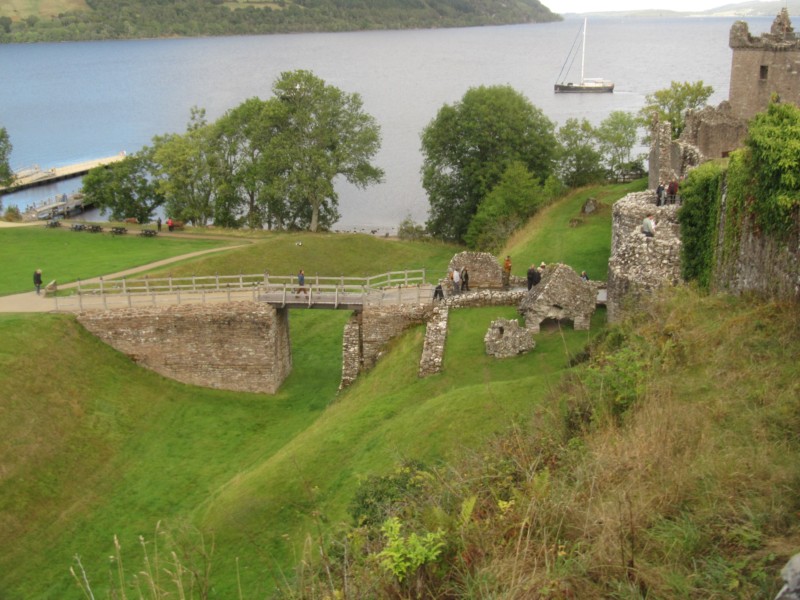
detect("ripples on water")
[0,16,772,231]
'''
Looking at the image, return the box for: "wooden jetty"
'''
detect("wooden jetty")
[0,153,128,193]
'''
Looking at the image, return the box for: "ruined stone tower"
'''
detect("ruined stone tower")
[729,9,800,120]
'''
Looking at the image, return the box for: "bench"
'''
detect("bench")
[45,220,61,228]
[87,225,103,233]
[110,227,127,235]
[139,229,158,237]
[71,223,85,232]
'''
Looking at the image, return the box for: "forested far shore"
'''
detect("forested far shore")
[0,0,561,43]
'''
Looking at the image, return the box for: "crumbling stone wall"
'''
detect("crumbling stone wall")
[340,313,362,389]
[484,318,535,358]
[713,195,800,300]
[729,10,800,121]
[607,192,683,323]
[519,263,596,333]
[447,251,503,289]
[77,302,292,394]
[648,118,703,190]
[682,103,748,160]
[419,305,449,377]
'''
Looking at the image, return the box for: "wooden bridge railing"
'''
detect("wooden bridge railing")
[54,269,431,311]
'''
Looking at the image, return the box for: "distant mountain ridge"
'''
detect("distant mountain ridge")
[565,0,797,18]
[0,0,560,44]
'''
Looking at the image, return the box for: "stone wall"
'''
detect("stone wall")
[682,103,748,161]
[340,313,362,390]
[447,251,503,289]
[607,192,683,323]
[419,305,449,377]
[519,263,596,333]
[713,196,800,300]
[484,318,535,358]
[729,11,800,121]
[77,301,292,394]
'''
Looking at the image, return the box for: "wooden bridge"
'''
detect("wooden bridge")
[1,153,128,194]
[52,270,434,312]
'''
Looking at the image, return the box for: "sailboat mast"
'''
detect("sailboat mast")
[581,18,587,84]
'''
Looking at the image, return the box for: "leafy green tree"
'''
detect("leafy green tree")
[421,85,556,243]
[267,70,384,232]
[639,80,713,139]
[596,111,639,181]
[152,108,222,226]
[214,97,290,230]
[81,148,164,223]
[0,127,12,188]
[464,161,547,251]
[556,118,603,188]
[734,101,800,236]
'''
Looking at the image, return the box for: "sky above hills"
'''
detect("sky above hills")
[546,0,772,11]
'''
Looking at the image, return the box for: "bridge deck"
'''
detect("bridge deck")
[52,270,434,312]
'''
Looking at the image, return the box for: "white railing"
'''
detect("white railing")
[53,270,431,311]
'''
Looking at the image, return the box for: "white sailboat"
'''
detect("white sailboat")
[554,18,614,94]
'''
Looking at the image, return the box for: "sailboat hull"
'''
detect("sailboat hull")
[554,82,614,93]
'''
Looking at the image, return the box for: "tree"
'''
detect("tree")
[596,111,639,181]
[214,97,290,230]
[81,148,164,223]
[267,70,384,232]
[464,161,547,251]
[0,127,12,187]
[421,85,557,243]
[639,80,713,139]
[556,118,603,188]
[152,108,222,226]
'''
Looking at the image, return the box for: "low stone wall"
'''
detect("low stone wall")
[77,301,292,394]
[607,191,683,323]
[441,288,528,309]
[484,318,535,358]
[339,313,362,390]
[419,305,449,377]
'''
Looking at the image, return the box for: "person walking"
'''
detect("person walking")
[452,267,461,294]
[295,269,308,297]
[526,263,540,290]
[157,217,162,232]
[33,269,43,295]
[502,255,512,289]
[461,267,469,292]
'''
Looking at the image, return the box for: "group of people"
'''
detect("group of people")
[655,180,680,206]
[433,266,470,300]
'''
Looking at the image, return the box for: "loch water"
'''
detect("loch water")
[0,16,772,231]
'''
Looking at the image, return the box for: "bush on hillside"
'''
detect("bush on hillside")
[280,288,800,598]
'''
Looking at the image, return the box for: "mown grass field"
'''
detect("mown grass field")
[0,225,236,295]
[1,180,651,598]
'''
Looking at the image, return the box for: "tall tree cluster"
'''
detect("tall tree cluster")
[82,71,384,231]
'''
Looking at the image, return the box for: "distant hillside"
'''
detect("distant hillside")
[0,0,560,43]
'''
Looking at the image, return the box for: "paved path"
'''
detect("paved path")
[0,244,248,313]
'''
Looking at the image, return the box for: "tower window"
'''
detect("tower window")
[760,65,769,80]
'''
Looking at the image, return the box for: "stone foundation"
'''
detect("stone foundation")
[77,301,292,394]
[484,318,535,358]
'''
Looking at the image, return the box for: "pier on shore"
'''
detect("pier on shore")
[1,153,128,194]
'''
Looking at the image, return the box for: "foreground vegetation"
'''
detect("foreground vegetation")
[1,178,796,598]
[0,0,559,43]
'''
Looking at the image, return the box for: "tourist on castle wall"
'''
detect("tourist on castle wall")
[461,267,469,292]
[452,267,461,294]
[502,255,512,288]
[33,269,43,295]
[526,263,541,290]
[581,270,589,281]
[433,283,444,300]
[642,214,656,237]
[667,180,679,204]
[656,182,665,206]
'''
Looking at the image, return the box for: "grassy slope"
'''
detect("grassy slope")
[0,226,234,295]
[0,0,87,20]
[0,183,633,598]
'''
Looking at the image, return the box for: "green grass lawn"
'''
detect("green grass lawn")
[0,183,627,598]
[0,226,235,295]
[503,179,647,280]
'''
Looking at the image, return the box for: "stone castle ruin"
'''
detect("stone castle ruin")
[650,9,800,185]
[518,263,597,333]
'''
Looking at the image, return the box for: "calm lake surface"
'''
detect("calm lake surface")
[0,16,772,231]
